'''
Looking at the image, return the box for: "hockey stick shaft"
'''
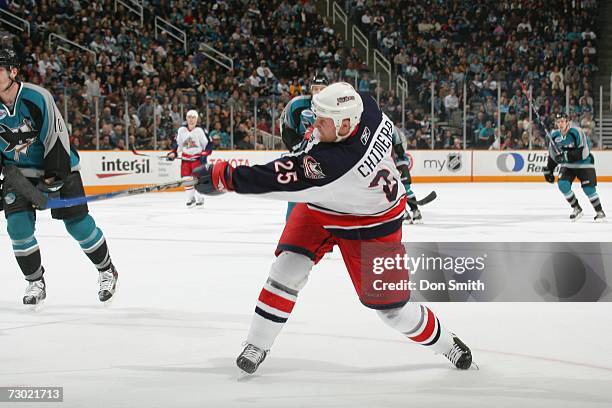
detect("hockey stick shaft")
[131,148,173,160]
[517,81,562,155]
[44,178,197,209]
[131,148,200,162]
[2,165,196,210]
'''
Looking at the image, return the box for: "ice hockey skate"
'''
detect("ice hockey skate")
[570,206,583,221]
[443,335,473,370]
[98,265,119,303]
[594,210,606,222]
[236,343,268,377]
[186,198,196,208]
[411,209,423,224]
[23,278,46,309]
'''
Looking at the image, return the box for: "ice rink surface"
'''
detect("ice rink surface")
[1,183,612,408]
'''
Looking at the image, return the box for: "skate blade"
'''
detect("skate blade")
[100,280,119,307]
[469,361,480,370]
[237,369,255,382]
[24,298,45,312]
[570,212,583,222]
[412,219,423,224]
[594,217,606,223]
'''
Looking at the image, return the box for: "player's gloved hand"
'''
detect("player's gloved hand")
[37,177,64,195]
[543,170,555,183]
[551,150,567,163]
[193,161,234,195]
[166,151,177,161]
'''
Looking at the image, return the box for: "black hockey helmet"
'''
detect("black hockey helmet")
[311,72,329,87]
[554,112,568,120]
[0,48,19,71]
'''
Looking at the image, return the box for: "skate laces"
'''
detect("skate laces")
[444,343,464,366]
[98,270,115,291]
[25,280,44,296]
[241,344,266,363]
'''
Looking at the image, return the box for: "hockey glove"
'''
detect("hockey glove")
[543,170,555,183]
[193,161,234,195]
[166,151,177,161]
[37,177,64,194]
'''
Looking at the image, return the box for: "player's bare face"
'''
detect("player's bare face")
[315,117,351,142]
[556,119,569,135]
[186,115,198,129]
[314,116,338,142]
[0,67,17,102]
[311,85,326,96]
[0,67,12,89]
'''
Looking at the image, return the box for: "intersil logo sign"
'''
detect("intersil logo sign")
[496,153,548,173]
[96,156,151,178]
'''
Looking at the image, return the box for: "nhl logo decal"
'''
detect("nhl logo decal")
[303,155,326,179]
[447,153,462,172]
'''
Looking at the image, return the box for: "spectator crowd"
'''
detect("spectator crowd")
[1,0,603,151]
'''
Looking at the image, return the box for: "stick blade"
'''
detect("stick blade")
[416,191,437,206]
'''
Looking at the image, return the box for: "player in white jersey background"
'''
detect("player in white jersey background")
[193,82,473,376]
[167,110,212,207]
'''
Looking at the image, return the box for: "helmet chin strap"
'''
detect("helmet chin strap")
[333,120,359,142]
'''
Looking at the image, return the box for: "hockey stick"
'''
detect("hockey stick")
[410,191,437,206]
[130,148,175,160]
[2,165,196,210]
[517,81,562,156]
[131,148,201,162]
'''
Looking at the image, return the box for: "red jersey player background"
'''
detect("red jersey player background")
[167,110,212,207]
[193,82,473,376]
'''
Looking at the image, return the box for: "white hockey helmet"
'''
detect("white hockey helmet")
[186,109,199,119]
[311,82,363,141]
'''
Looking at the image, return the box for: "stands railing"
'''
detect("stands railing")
[198,43,234,71]
[332,2,348,40]
[114,0,144,26]
[351,25,369,66]
[48,34,97,63]
[155,16,187,54]
[0,8,30,36]
[397,76,408,129]
[373,50,391,91]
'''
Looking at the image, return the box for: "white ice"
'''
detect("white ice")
[1,183,611,408]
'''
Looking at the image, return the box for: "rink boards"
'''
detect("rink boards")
[78,150,612,193]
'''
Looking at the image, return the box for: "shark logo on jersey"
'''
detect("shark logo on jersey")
[0,119,38,160]
[0,110,6,120]
[303,155,326,179]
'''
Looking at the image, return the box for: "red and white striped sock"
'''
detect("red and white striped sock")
[378,302,454,354]
[247,278,298,350]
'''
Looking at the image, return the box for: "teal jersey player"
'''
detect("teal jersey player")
[543,112,605,221]
[0,82,80,175]
[392,127,422,223]
[0,48,119,307]
[281,73,328,221]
